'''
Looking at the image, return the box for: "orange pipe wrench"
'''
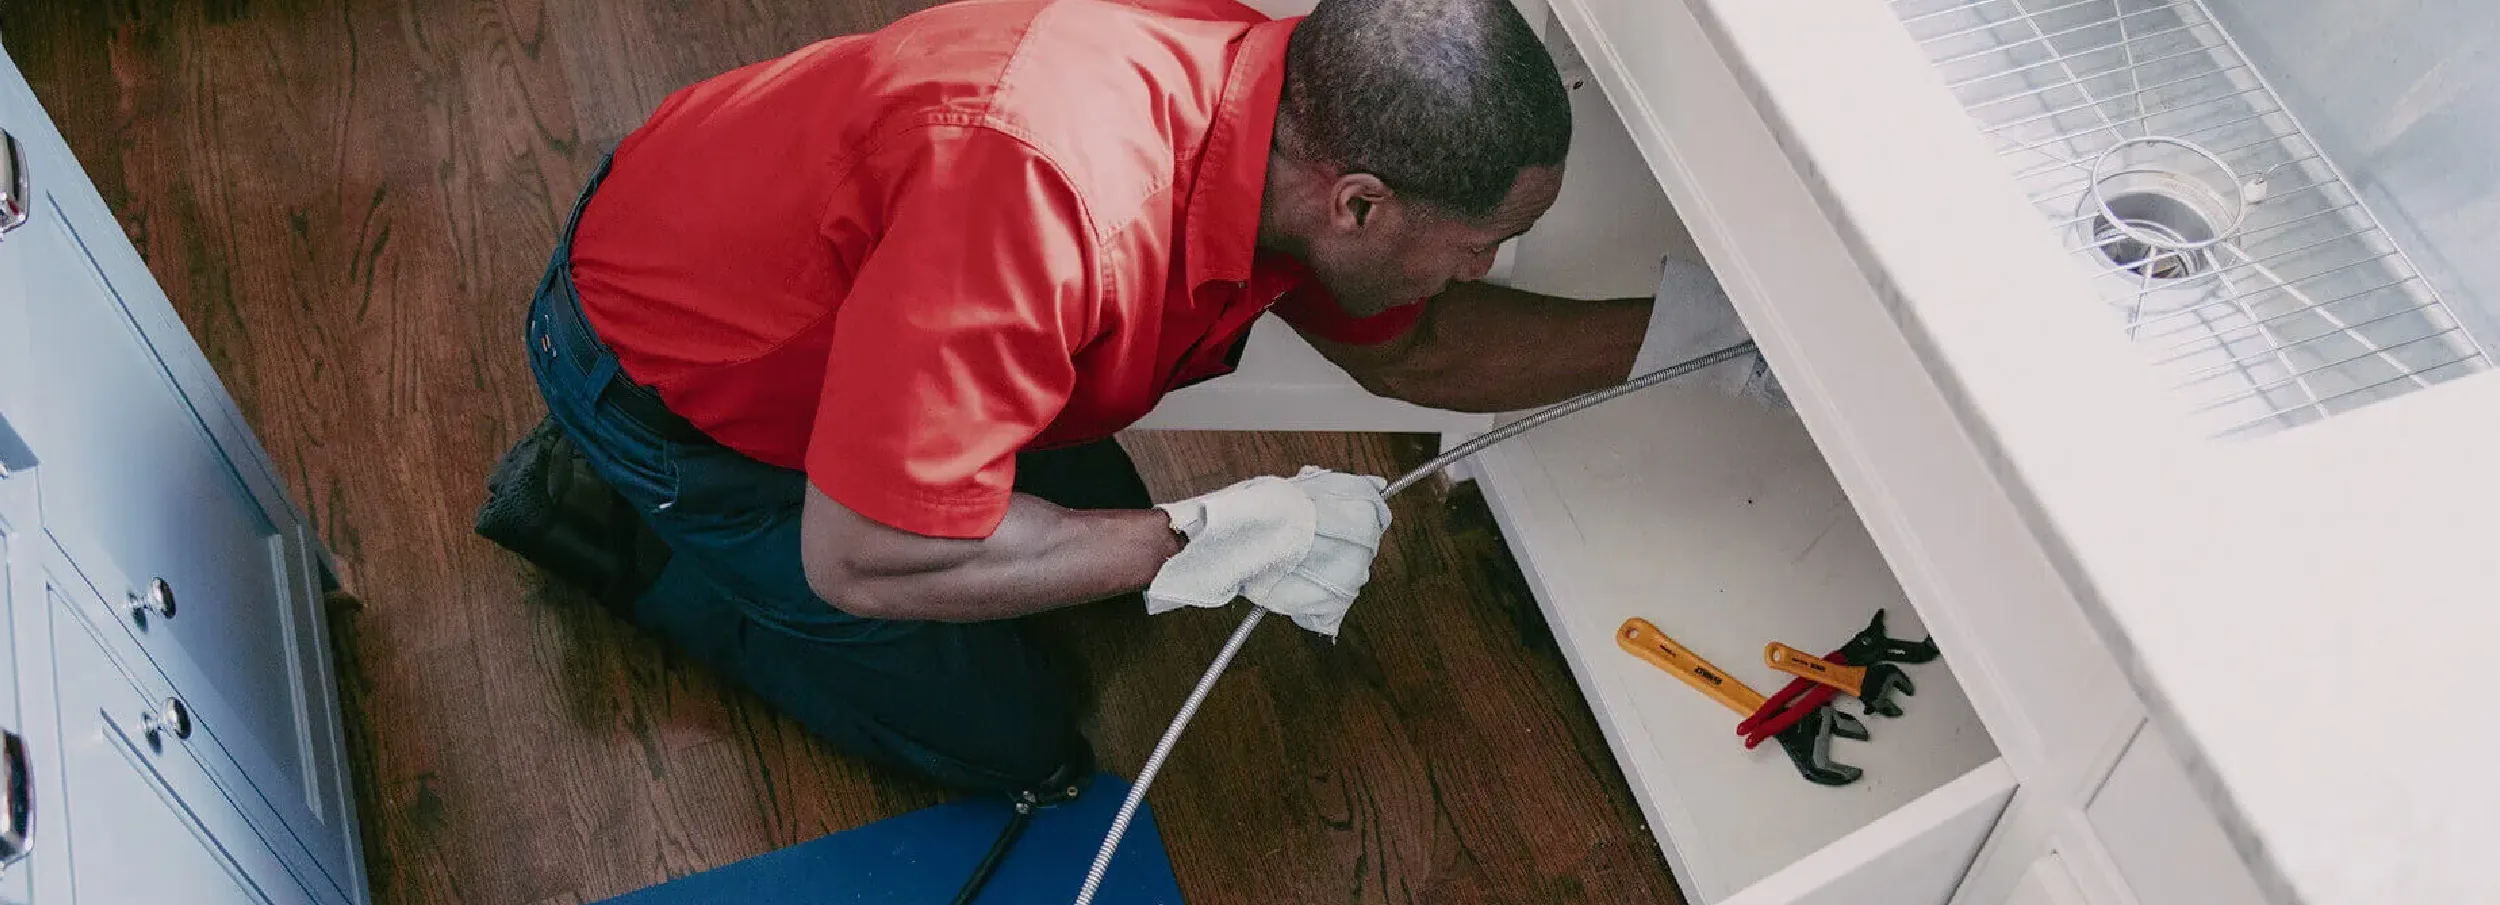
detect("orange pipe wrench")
[1616,618,1764,715]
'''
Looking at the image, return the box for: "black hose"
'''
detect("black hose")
[951,806,1034,905]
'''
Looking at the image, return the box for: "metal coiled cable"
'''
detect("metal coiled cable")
[1072,340,1761,904]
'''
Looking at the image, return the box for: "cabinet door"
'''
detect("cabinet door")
[0,86,356,899]
[48,570,315,905]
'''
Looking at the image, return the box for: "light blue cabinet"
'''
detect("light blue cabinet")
[0,452,38,905]
[0,40,367,905]
[48,545,318,905]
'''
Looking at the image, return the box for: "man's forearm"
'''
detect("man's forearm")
[1375,281,1652,412]
[800,485,1182,622]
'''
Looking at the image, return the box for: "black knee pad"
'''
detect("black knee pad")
[476,415,671,607]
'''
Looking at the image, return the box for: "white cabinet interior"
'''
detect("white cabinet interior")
[1453,10,2024,905]
[1468,381,2002,902]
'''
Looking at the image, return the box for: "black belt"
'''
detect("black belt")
[546,274,711,444]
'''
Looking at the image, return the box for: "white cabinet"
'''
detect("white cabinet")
[1374,0,2354,902]
[1453,0,2482,902]
[0,42,365,905]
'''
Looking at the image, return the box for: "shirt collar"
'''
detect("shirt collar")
[1182,16,1297,294]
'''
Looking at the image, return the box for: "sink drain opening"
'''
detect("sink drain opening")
[2090,189,2219,281]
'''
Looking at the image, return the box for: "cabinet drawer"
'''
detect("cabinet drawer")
[46,556,319,905]
[37,534,352,905]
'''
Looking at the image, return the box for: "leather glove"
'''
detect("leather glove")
[1144,466,1393,638]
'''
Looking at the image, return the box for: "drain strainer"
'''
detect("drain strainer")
[2079,137,2248,284]
[2090,195,2215,281]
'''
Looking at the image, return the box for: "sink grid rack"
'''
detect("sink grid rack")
[1890,0,2490,437]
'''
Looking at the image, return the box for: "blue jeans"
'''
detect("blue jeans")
[524,158,1138,793]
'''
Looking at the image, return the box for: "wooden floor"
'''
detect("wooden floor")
[6,2,1685,903]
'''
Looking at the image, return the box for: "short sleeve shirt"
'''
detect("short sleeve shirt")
[567,0,1423,539]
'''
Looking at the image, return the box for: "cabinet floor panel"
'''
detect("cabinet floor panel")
[4,5,1687,904]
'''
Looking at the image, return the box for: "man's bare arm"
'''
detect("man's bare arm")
[1298,281,1651,413]
[799,484,1182,622]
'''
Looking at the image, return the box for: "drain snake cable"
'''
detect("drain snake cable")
[1069,339,1761,905]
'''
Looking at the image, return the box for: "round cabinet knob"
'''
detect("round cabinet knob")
[128,578,176,622]
[140,697,192,743]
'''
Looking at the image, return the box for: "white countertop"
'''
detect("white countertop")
[1662,1,2500,903]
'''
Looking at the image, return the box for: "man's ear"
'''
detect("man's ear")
[1330,173,1392,231]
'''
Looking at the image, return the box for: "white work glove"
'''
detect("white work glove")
[1145,466,1393,638]
[1634,256,1789,411]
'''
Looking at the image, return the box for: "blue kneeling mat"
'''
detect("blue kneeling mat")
[594,772,1183,905]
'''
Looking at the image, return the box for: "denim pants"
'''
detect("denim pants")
[523,157,1142,793]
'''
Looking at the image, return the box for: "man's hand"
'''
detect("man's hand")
[1146,466,1393,638]
[800,485,1183,622]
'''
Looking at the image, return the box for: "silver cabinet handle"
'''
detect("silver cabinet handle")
[0,730,29,873]
[129,578,176,622]
[140,698,192,743]
[0,129,24,237]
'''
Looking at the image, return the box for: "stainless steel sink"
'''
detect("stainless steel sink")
[1890,0,2491,437]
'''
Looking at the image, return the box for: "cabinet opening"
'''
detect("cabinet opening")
[1461,18,2009,904]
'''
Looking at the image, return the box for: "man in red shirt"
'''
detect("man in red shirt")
[501,0,1657,802]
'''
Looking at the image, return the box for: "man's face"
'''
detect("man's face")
[1304,165,1564,316]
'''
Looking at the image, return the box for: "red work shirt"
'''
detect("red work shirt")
[569,0,1421,539]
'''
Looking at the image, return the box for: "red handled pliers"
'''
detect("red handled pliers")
[1737,610,1937,749]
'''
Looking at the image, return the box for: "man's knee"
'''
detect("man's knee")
[910,721,1092,797]
[475,414,674,608]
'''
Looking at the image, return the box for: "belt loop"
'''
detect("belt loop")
[582,353,621,399]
